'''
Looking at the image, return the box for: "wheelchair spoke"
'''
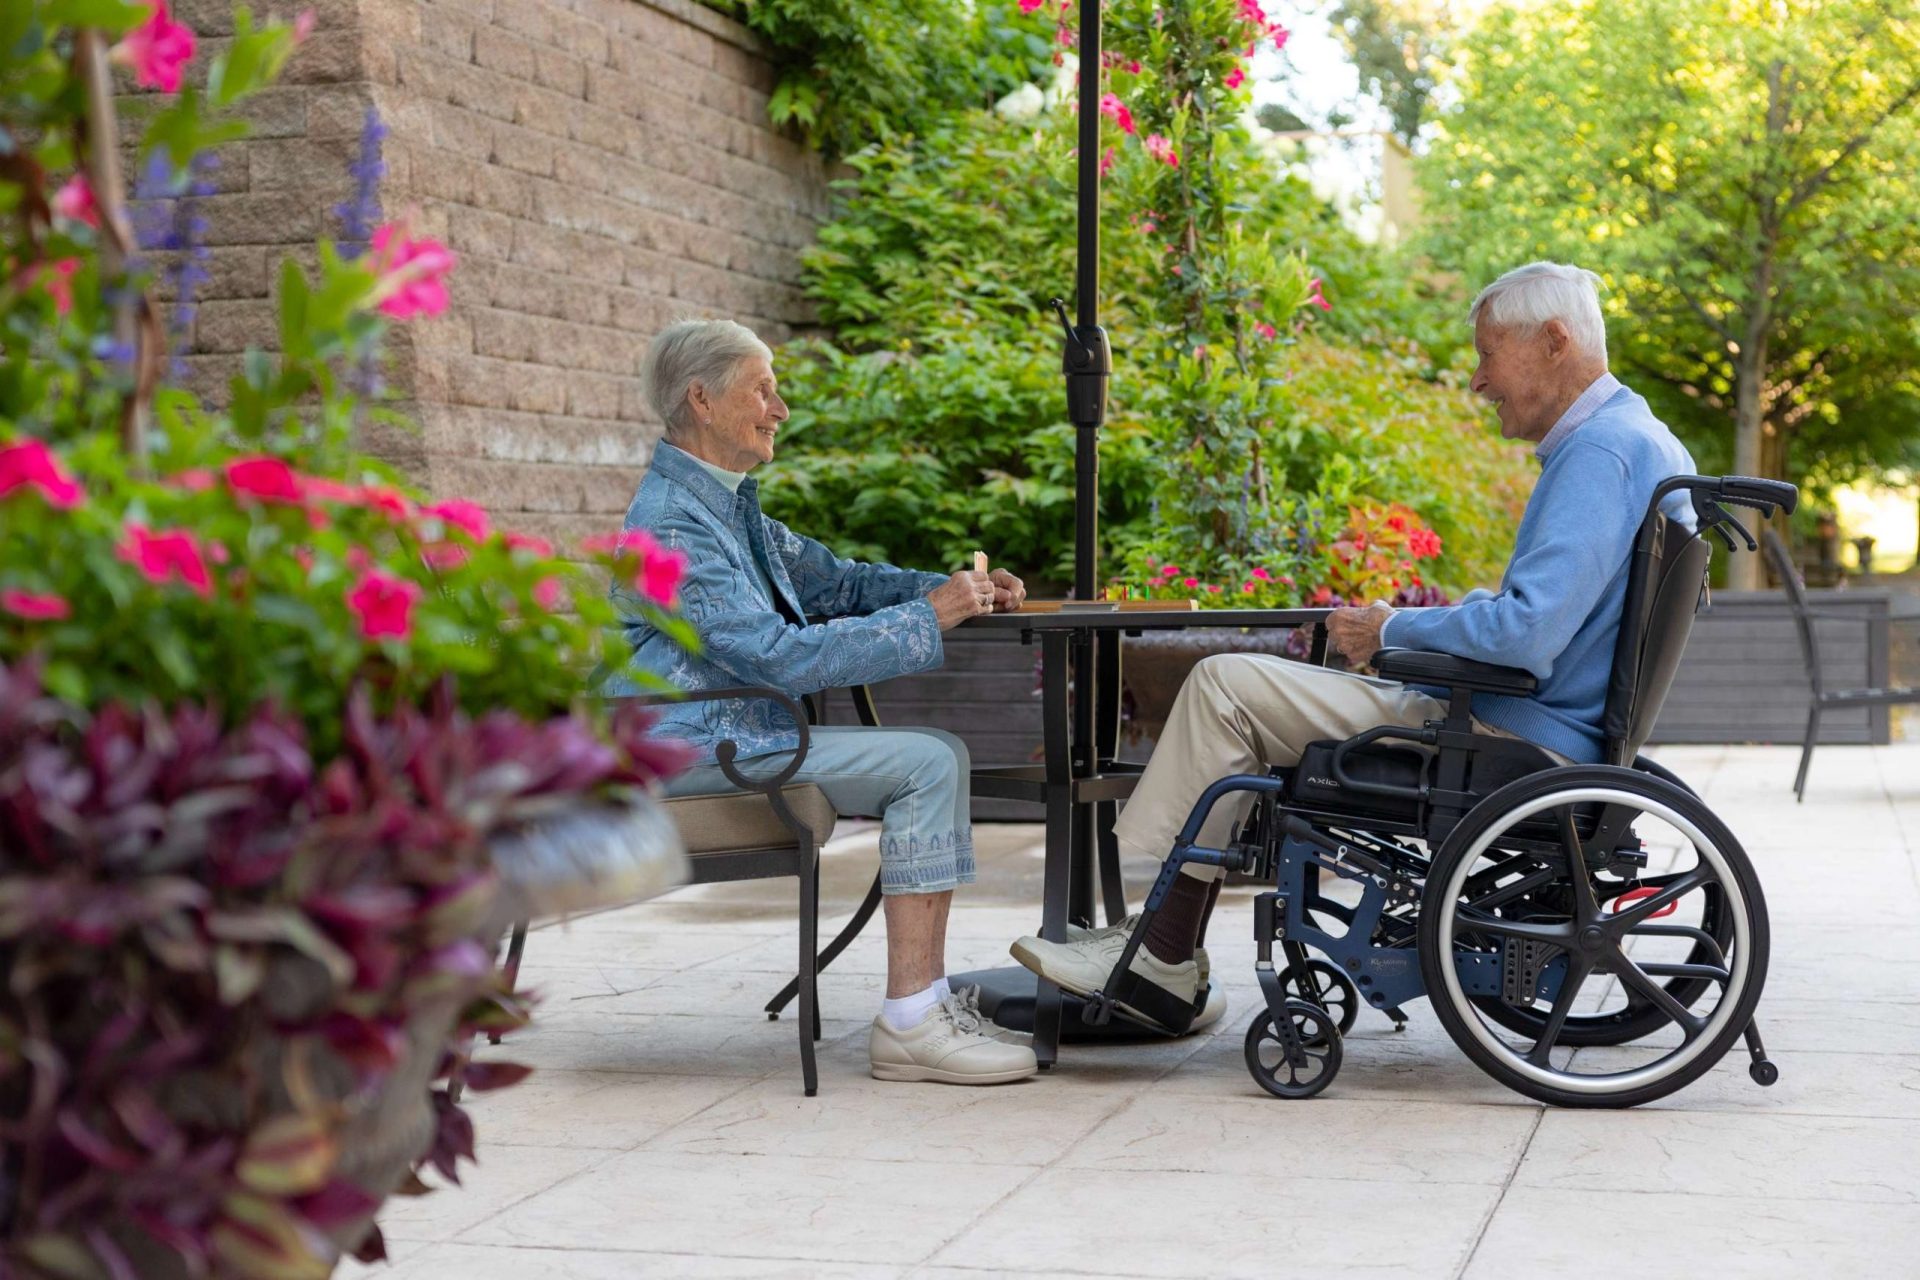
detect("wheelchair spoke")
[1454,906,1572,946]
[1463,865,1559,916]
[1605,944,1707,1040]
[1556,807,1600,923]
[1524,956,1594,1067]
[1607,867,1711,931]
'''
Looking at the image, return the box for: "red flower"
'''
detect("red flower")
[22,258,81,315]
[346,570,423,640]
[1387,512,1408,532]
[225,456,304,504]
[423,498,490,542]
[1224,66,1245,90]
[1,589,71,621]
[1098,92,1136,136]
[0,439,85,508]
[1408,528,1443,560]
[117,524,212,596]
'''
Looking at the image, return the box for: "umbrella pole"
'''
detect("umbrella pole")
[1058,0,1110,601]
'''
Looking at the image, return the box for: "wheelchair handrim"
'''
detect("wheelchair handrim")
[1435,785,1754,1096]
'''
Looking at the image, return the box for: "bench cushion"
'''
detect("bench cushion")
[662,784,838,855]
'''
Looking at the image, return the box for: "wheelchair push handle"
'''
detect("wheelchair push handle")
[1713,476,1798,517]
[1650,474,1800,555]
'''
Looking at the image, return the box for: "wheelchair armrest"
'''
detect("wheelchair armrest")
[1371,648,1538,696]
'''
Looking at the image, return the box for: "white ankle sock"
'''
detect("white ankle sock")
[933,976,952,1001]
[882,983,943,1031]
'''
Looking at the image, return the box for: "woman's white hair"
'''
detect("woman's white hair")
[1468,262,1608,360]
[644,318,773,438]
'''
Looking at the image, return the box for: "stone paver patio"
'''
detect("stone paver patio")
[348,744,1920,1279]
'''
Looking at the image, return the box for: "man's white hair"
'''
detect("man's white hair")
[1468,261,1608,360]
[644,318,773,438]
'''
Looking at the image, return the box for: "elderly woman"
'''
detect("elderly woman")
[609,318,1036,1087]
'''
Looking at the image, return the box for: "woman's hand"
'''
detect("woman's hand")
[989,568,1027,613]
[929,570,994,630]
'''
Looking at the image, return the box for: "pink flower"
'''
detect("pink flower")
[1127,60,1142,74]
[532,576,566,610]
[301,476,362,504]
[1182,577,1198,589]
[360,486,413,520]
[167,468,215,492]
[1098,93,1136,136]
[292,8,317,41]
[1254,321,1279,340]
[117,524,212,597]
[636,542,687,606]
[1160,564,1181,577]
[52,176,99,229]
[505,531,554,557]
[1280,575,1295,586]
[1251,567,1273,581]
[1273,26,1290,51]
[112,1,197,94]
[1143,134,1179,167]
[423,498,490,542]
[1224,66,1245,90]
[1099,147,1117,177]
[368,223,457,320]
[347,570,423,640]
[224,456,304,504]
[1307,276,1333,311]
[1193,344,1208,360]
[422,543,469,572]
[1242,582,1257,594]
[1019,0,1045,11]
[1,590,71,621]
[23,258,81,316]
[0,439,85,508]
[1141,219,1157,233]
[1207,584,1222,594]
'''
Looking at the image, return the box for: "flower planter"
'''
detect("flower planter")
[1120,626,1313,741]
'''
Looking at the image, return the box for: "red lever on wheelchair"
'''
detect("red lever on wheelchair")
[1610,886,1678,918]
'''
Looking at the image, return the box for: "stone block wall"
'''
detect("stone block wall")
[143,0,827,549]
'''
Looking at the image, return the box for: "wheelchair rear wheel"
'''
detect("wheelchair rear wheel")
[1418,767,1768,1108]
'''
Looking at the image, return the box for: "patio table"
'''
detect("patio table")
[945,606,1334,1067]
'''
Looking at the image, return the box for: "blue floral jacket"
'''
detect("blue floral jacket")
[604,441,948,762]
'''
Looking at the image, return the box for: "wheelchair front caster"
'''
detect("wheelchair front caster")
[1749,1060,1779,1087]
[1244,1000,1342,1100]
[1280,959,1358,1042]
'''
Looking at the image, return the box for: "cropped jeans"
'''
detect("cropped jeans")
[664,725,975,895]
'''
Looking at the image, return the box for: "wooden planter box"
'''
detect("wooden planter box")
[826,590,1893,822]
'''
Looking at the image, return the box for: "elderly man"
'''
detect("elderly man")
[610,318,1037,1086]
[1011,261,1698,1033]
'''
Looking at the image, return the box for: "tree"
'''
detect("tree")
[1327,0,1457,146]
[1416,0,1920,587]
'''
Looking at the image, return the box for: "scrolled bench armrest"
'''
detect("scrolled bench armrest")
[610,685,811,792]
[1371,647,1538,697]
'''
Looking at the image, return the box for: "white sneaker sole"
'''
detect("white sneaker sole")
[869,1060,1038,1085]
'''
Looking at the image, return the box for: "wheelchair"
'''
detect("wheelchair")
[1082,474,1798,1108]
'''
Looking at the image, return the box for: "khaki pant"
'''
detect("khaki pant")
[1112,654,1552,882]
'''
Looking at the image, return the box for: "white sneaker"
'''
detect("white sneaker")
[1010,931,1202,1032]
[1064,913,1211,987]
[869,988,1038,1085]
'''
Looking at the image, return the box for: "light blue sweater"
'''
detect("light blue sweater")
[1380,381,1695,763]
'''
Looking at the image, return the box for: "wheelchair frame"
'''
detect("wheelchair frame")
[1078,474,1798,1108]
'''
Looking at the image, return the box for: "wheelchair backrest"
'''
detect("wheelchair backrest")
[1601,505,1711,765]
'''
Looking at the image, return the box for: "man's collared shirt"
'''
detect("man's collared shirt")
[1535,370,1624,461]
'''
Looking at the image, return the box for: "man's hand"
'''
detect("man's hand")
[1327,601,1395,667]
[989,568,1026,613]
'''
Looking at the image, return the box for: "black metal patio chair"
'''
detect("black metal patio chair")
[1763,530,1920,801]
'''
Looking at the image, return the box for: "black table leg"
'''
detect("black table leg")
[1093,628,1127,925]
[1033,628,1074,1067]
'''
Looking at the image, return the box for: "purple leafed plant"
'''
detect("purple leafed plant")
[0,660,684,1277]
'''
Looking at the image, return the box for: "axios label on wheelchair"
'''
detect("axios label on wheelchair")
[1081,474,1797,1109]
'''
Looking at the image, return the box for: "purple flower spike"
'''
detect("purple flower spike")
[335,106,388,260]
